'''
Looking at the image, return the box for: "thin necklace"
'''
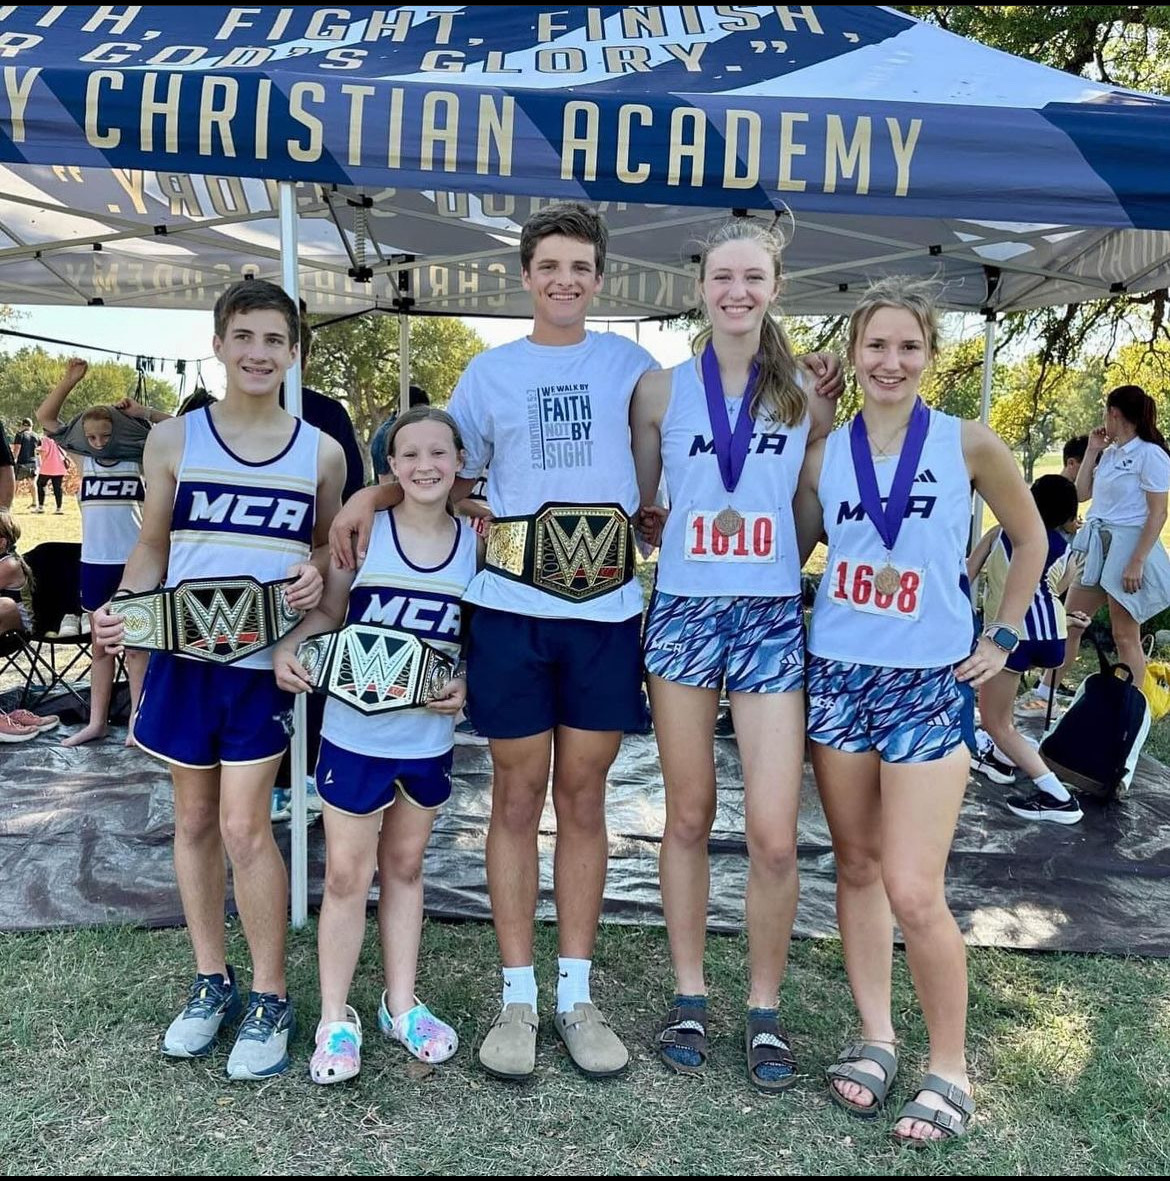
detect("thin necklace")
[868,422,908,458]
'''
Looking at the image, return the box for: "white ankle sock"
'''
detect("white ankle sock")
[1033,682,1052,701]
[501,965,537,1010]
[1033,771,1071,802]
[556,957,592,1012]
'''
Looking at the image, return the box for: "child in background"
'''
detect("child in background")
[273,406,478,1085]
[968,474,1089,824]
[0,513,60,738]
[34,433,68,514]
[35,358,165,746]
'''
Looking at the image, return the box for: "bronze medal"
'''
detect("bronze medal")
[874,563,902,596]
[713,507,744,537]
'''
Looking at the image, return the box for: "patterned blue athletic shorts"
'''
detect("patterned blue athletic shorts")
[643,591,805,694]
[805,654,976,764]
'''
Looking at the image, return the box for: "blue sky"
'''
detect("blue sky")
[2,306,694,400]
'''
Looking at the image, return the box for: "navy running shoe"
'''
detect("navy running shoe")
[226,992,296,1080]
[161,967,242,1058]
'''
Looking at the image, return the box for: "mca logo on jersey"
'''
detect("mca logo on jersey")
[352,589,462,641]
[174,483,314,542]
[836,495,937,525]
[689,432,788,458]
[81,476,144,502]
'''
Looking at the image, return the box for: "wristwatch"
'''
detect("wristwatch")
[983,623,1022,653]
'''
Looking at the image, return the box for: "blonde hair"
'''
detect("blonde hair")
[81,405,115,426]
[0,513,33,592]
[692,219,806,427]
[847,276,942,365]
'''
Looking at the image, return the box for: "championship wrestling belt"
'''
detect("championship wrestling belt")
[111,576,302,664]
[295,623,457,715]
[485,501,634,604]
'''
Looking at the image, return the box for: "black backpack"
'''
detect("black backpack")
[1038,634,1151,800]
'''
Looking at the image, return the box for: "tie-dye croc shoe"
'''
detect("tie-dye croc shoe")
[378,992,458,1064]
[309,1005,362,1085]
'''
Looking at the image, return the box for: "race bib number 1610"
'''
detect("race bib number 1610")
[686,510,777,563]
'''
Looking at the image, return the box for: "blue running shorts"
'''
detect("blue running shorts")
[314,738,453,814]
[80,561,125,613]
[134,652,294,768]
[643,590,805,693]
[467,606,643,739]
[805,654,976,764]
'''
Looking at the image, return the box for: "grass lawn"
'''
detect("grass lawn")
[2,920,1168,1176]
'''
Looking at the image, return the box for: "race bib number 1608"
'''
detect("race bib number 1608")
[829,557,923,619]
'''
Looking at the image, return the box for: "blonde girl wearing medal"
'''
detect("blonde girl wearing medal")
[794,276,1047,1144]
[631,219,838,1091]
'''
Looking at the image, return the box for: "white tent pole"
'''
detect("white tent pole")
[279,181,309,930]
[970,314,997,550]
[400,309,410,415]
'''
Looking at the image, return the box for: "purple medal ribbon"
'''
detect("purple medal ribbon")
[848,397,931,551]
[701,341,758,493]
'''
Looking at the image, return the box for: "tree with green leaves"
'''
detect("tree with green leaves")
[303,313,486,446]
[0,347,177,428]
[1105,340,1170,422]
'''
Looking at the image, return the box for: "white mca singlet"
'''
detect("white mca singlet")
[79,456,144,565]
[809,410,976,669]
[322,510,478,760]
[167,407,321,671]
[655,358,810,598]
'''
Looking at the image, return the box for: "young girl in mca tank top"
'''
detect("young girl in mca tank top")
[274,407,481,1085]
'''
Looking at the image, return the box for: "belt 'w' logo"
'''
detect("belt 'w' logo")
[544,514,621,589]
[184,586,261,654]
[338,632,414,704]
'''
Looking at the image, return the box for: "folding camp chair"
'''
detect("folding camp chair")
[17,541,98,710]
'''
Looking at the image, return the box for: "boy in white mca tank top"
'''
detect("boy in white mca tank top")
[35,357,172,748]
[94,279,346,1084]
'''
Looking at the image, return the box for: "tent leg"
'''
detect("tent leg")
[279,180,309,931]
[400,312,410,415]
[970,315,997,552]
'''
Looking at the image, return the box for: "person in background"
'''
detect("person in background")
[0,421,15,512]
[284,301,365,503]
[13,419,39,508]
[968,474,1087,822]
[1014,435,1091,715]
[34,432,68,514]
[1054,385,1170,694]
[0,513,60,740]
[1060,435,1088,484]
[370,387,431,485]
[36,359,165,746]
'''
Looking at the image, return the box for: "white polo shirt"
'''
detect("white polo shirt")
[1087,437,1170,527]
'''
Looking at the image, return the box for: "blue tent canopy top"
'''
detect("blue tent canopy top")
[0,4,1168,317]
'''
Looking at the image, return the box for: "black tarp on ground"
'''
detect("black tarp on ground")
[2,716,1168,955]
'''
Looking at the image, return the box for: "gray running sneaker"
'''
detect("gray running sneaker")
[161,968,242,1058]
[226,992,296,1080]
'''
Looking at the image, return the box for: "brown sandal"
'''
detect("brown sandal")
[657,1001,708,1075]
[745,1010,797,1094]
